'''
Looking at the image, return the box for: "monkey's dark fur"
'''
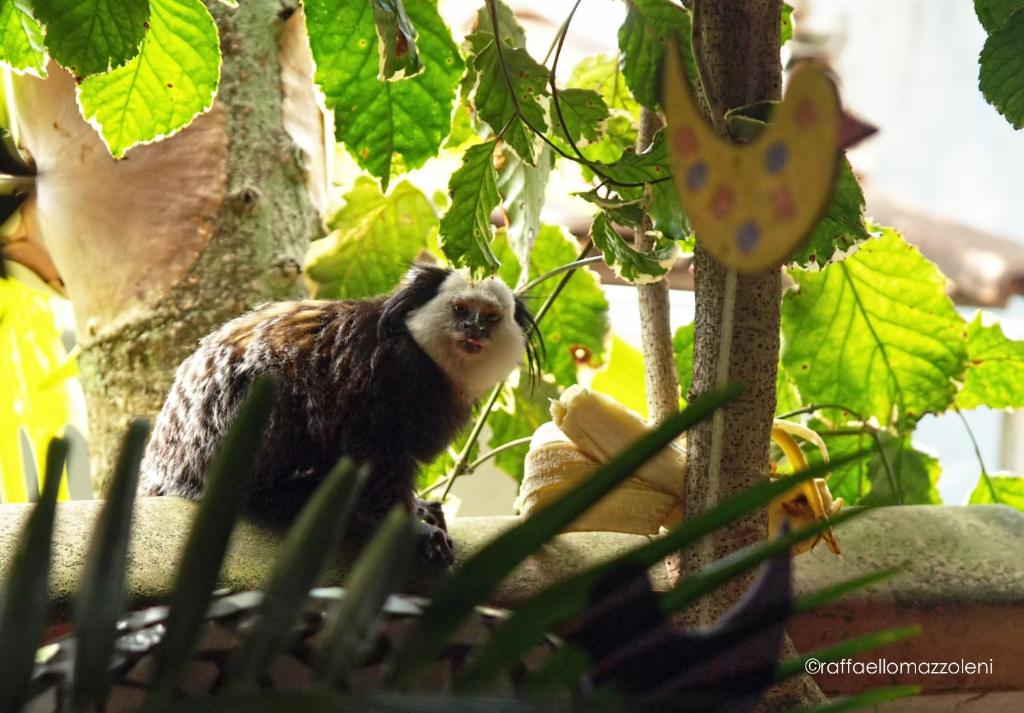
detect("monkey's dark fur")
[139,265,540,562]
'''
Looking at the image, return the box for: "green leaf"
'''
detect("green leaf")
[0,438,66,712]
[306,179,439,299]
[956,311,1024,410]
[72,420,148,710]
[496,144,552,282]
[439,139,501,272]
[371,0,421,80]
[568,52,641,117]
[224,459,367,691]
[618,0,694,109]
[775,366,802,416]
[306,0,463,188]
[77,0,220,158]
[782,228,968,428]
[673,321,694,399]
[0,0,46,75]
[790,156,870,267]
[969,473,1024,510]
[389,383,743,689]
[592,127,671,183]
[456,451,862,690]
[591,211,674,283]
[463,12,549,163]
[975,0,1024,33]
[488,377,558,482]
[496,225,610,386]
[551,87,609,146]
[979,9,1024,129]
[33,0,148,77]
[317,507,418,682]
[589,335,649,418]
[151,378,276,696]
[781,2,794,44]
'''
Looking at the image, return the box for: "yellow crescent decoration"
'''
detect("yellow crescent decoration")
[662,42,841,273]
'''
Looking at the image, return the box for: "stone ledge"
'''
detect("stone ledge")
[0,499,1021,697]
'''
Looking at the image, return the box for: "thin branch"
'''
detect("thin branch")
[955,407,1001,504]
[776,402,869,422]
[468,436,534,471]
[515,255,603,295]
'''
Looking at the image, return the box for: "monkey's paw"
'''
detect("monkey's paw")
[416,520,455,564]
[414,498,448,531]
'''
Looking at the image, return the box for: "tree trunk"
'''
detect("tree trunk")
[9,1,325,493]
[677,1,826,706]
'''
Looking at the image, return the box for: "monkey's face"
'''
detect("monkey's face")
[449,297,505,355]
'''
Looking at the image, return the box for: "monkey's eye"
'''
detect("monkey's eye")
[485,313,501,324]
[452,303,469,318]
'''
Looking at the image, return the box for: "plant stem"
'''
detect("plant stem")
[514,256,603,295]
[955,407,1001,503]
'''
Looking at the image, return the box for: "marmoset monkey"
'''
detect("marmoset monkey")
[138,264,541,562]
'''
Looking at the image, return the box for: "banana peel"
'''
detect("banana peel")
[517,387,842,555]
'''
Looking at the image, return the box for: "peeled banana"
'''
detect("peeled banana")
[517,386,842,555]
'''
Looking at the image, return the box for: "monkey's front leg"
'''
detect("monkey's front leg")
[414,498,454,564]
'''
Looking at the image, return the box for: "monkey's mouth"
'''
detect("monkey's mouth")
[458,336,485,354]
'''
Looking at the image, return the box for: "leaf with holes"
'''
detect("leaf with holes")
[618,0,695,109]
[956,311,1024,410]
[496,226,609,386]
[439,140,501,273]
[306,179,438,299]
[970,473,1024,510]
[790,156,869,267]
[979,9,1024,129]
[77,0,220,158]
[591,211,675,284]
[0,0,46,75]
[306,0,463,188]
[370,0,421,80]
[782,228,968,428]
[33,0,149,78]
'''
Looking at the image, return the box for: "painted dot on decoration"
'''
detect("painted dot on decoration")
[674,126,698,156]
[769,186,796,219]
[686,161,708,191]
[795,99,818,129]
[710,186,734,219]
[736,221,760,253]
[765,141,788,174]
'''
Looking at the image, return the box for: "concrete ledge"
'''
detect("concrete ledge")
[0,499,1022,699]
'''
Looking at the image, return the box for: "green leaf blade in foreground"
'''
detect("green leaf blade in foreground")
[0,438,67,712]
[387,383,743,689]
[150,377,277,696]
[970,473,1024,510]
[225,458,368,690]
[72,420,149,710]
[33,0,149,77]
[0,0,46,75]
[77,0,220,158]
[439,140,501,272]
[306,0,463,189]
[496,225,610,386]
[782,228,968,428]
[306,179,439,299]
[956,311,1024,409]
[979,9,1024,129]
[618,0,694,109]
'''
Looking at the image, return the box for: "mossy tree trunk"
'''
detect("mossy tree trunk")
[10,1,325,493]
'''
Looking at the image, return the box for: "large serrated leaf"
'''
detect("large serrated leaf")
[618,0,694,109]
[970,473,1024,509]
[439,139,501,272]
[33,0,149,78]
[77,0,220,158]
[975,0,1024,33]
[979,8,1024,129]
[956,311,1024,410]
[782,228,968,428]
[388,384,743,689]
[72,420,149,710]
[0,438,66,712]
[0,0,46,75]
[590,211,674,284]
[306,0,463,189]
[496,226,610,386]
[790,156,869,267]
[306,179,439,299]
